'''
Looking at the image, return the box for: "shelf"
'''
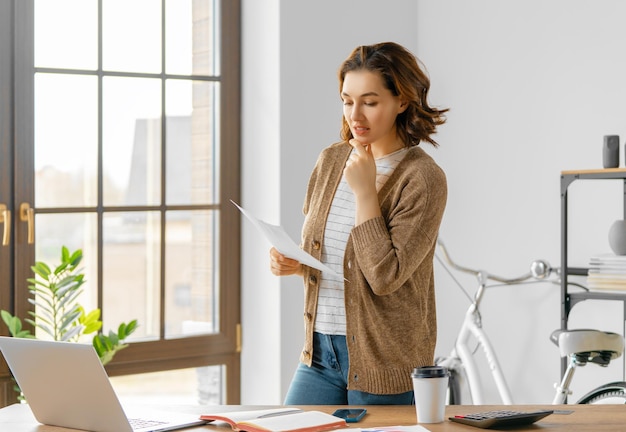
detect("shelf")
[560,168,626,381]
[569,290,626,309]
[561,169,626,192]
[562,168,626,175]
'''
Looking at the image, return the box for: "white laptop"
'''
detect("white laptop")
[0,336,208,432]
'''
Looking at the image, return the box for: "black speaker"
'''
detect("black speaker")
[603,135,620,168]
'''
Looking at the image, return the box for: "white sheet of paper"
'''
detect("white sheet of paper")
[337,427,430,432]
[232,201,343,279]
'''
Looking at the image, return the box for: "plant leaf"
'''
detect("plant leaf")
[14,247,135,372]
[31,262,51,280]
[83,321,102,334]
[1,312,26,337]
[118,320,139,339]
[34,322,55,339]
[61,245,70,262]
[68,248,83,267]
[92,334,105,356]
[80,308,102,335]
[27,278,50,289]
[58,289,83,310]
[1,310,15,327]
[29,313,53,329]
[106,332,120,346]
[60,325,83,341]
[28,299,54,316]
[81,309,101,324]
[54,261,69,276]
[55,279,80,296]
[59,310,82,332]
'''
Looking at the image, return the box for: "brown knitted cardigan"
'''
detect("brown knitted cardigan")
[298,141,447,395]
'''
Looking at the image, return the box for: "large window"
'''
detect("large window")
[0,0,241,407]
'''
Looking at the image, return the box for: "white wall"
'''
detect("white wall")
[242,0,626,405]
[418,0,626,404]
[241,0,419,404]
[240,0,281,404]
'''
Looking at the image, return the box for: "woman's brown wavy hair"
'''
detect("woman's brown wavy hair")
[338,42,448,147]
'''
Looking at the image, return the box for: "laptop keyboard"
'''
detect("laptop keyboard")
[128,417,168,430]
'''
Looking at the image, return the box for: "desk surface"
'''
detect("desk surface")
[1,403,625,431]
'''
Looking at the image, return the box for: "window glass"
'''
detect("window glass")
[34,213,98,340]
[110,366,225,405]
[166,80,219,205]
[165,0,219,76]
[165,210,219,338]
[103,77,162,207]
[22,0,237,405]
[102,0,162,73]
[35,73,98,208]
[103,211,161,340]
[35,0,98,70]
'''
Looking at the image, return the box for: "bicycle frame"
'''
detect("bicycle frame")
[435,238,626,406]
[437,270,514,405]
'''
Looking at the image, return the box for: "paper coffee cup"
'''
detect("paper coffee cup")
[411,366,449,423]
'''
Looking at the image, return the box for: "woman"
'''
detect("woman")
[270,42,448,405]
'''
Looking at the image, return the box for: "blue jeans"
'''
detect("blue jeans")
[284,332,414,405]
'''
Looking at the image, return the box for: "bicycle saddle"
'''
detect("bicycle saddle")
[550,329,624,365]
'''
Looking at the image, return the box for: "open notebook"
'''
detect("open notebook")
[0,336,207,432]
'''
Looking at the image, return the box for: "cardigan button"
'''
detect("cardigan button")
[305,312,313,321]
[311,240,321,250]
[303,351,311,359]
[309,275,317,285]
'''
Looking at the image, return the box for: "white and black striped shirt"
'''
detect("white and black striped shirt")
[314,147,408,335]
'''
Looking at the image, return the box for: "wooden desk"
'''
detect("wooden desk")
[1,403,625,431]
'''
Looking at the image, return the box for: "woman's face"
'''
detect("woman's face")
[341,70,405,147]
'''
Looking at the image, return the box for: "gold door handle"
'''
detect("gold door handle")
[0,204,10,246]
[20,203,34,245]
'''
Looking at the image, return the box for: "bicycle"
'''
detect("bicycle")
[434,238,626,405]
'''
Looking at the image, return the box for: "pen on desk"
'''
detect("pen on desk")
[257,409,304,419]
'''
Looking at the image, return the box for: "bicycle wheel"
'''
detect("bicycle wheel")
[576,381,626,404]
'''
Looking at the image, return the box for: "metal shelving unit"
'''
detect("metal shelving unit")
[560,168,626,377]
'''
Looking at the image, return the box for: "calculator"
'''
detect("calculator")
[449,409,554,429]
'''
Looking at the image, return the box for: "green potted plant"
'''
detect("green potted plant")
[1,246,137,365]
